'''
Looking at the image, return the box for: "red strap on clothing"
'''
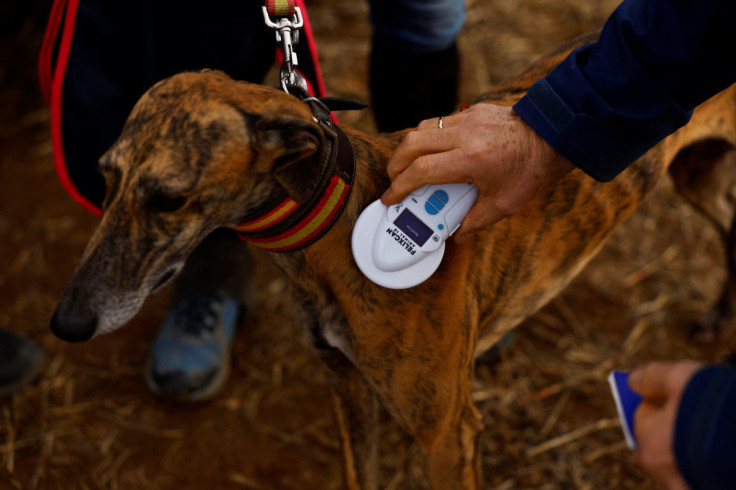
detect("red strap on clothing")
[38,0,68,104]
[38,0,330,219]
[41,0,101,216]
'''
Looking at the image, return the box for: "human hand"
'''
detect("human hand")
[380,103,575,240]
[628,361,703,490]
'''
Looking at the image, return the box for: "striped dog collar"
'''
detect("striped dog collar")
[233,99,357,252]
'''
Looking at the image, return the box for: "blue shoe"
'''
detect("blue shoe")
[146,292,242,401]
[0,327,43,397]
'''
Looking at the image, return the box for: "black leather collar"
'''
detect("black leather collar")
[232,90,365,252]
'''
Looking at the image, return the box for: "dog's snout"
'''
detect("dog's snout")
[50,308,97,342]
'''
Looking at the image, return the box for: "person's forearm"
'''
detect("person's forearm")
[674,365,736,490]
[514,0,736,181]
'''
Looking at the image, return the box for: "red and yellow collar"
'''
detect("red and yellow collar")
[233,173,350,252]
[232,119,355,253]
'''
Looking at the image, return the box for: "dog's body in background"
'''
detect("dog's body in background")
[51,35,736,489]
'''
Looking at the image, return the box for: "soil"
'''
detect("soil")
[2,0,734,489]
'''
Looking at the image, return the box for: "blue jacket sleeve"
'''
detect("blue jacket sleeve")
[674,365,736,490]
[513,0,736,181]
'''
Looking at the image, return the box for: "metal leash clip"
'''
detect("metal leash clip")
[262,2,308,94]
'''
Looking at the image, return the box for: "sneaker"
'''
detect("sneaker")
[146,292,242,401]
[0,327,44,397]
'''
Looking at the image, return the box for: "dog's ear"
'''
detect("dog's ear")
[254,116,324,202]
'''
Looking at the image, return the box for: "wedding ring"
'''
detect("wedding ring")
[438,116,444,129]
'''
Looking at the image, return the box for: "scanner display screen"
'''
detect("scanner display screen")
[394,209,433,246]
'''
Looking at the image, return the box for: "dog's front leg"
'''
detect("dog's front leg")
[666,85,736,338]
[319,348,379,490]
[293,294,379,490]
[353,322,484,489]
[397,370,483,490]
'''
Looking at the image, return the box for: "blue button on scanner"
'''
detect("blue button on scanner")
[427,194,443,210]
[425,189,449,215]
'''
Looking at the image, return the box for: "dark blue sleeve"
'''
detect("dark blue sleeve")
[674,365,736,490]
[513,0,736,181]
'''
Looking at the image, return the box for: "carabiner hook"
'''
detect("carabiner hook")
[262,4,308,94]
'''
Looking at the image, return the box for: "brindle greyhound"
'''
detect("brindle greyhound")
[51,33,736,489]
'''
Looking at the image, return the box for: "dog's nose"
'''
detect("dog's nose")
[50,308,97,342]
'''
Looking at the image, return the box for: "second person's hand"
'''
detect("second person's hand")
[629,361,702,490]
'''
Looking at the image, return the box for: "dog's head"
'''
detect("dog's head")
[51,71,328,341]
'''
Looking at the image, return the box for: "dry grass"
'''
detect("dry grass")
[2,0,735,488]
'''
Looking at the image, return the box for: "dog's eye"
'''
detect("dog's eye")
[147,193,186,213]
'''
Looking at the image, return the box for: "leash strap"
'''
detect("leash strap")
[232,5,365,253]
[266,0,295,17]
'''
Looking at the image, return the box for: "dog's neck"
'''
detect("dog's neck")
[232,121,356,252]
[231,91,400,254]
[262,125,402,312]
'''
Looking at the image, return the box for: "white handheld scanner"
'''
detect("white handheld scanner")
[352,183,479,289]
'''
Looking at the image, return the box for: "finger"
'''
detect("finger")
[454,200,508,241]
[381,149,470,205]
[418,111,465,129]
[387,112,465,179]
[416,116,446,131]
[633,399,661,441]
[633,401,668,474]
[386,127,456,180]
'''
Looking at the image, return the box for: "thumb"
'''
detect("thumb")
[629,361,702,402]
[453,201,508,242]
[629,362,673,401]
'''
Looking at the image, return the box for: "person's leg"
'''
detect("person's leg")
[141,2,276,401]
[368,0,465,132]
[146,230,257,401]
[0,327,43,397]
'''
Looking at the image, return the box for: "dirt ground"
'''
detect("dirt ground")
[2,1,735,489]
